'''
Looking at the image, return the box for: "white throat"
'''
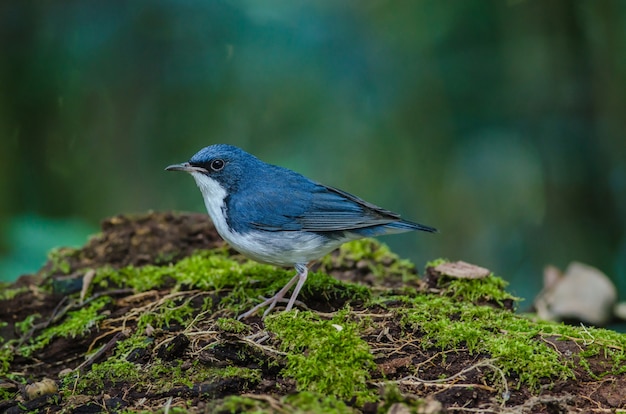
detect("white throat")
[189,172,232,240]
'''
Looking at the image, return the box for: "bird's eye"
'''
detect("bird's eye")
[210,159,225,171]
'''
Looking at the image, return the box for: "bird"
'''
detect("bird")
[165,144,436,319]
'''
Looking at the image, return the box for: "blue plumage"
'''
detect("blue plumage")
[166,144,436,318]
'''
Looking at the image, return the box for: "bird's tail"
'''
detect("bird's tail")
[386,220,438,234]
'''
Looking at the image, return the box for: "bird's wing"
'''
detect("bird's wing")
[295,184,402,231]
[230,170,402,232]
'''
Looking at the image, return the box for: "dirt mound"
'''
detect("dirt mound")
[1,212,625,413]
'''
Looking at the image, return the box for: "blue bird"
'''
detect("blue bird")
[165,144,436,319]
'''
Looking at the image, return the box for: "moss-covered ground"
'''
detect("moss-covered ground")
[1,212,626,413]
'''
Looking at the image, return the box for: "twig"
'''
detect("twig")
[75,330,129,373]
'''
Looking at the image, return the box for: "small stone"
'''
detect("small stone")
[434,261,491,279]
[24,378,58,400]
[58,368,74,378]
[418,396,443,414]
[356,260,370,270]
[387,403,411,414]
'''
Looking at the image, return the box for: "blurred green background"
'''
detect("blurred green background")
[1,1,625,304]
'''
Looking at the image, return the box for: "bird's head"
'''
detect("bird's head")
[165,144,259,196]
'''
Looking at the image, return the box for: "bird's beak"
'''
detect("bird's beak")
[164,162,207,173]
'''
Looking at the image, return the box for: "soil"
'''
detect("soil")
[1,212,625,413]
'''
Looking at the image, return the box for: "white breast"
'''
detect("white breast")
[232,230,346,267]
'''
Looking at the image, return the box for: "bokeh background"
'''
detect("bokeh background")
[1,1,625,304]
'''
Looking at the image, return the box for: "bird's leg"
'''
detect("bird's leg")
[237,272,300,320]
[284,264,308,312]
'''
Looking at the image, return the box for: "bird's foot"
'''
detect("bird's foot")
[237,294,281,320]
[237,265,309,320]
[236,295,308,320]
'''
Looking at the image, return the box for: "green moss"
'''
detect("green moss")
[149,362,196,390]
[425,259,520,306]
[282,391,355,414]
[11,229,626,411]
[218,261,369,315]
[20,297,110,357]
[118,409,189,414]
[302,271,371,304]
[214,395,271,413]
[214,391,355,414]
[95,250,246,292]
[95,264,170,292]
[15,313,40,336]
[377,383,425,413]
[45,247,76,275]
[0,286,28,301]
[319,238,418,282]
[73,357,262,396]
[64,332,151,394]
[400,295,566,389]
[94,249,369,318]
[446,275,519,306]
[0,388,15,402]
[112,332,154,357]
[0,339,13,380]
[159,363,261,390]
[216,318,249,334]
[265,309,377,405]
[137,298,196,330]
[72,359,143,393]
[216,366,262,383]
[560,324,626,379]
[425,258,448,268]
[171,249,255,290]
[399,293,626,390]
[95,250,284,300]
[67,330,262,396]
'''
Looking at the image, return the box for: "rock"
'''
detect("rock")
[535,262,617,326]
[23,378,58,400]
[387,403,411,414]
[433,261,491,279]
